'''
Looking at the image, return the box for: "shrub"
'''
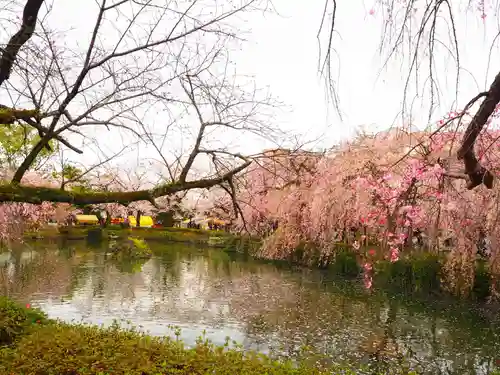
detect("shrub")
[0,297,47,345]
[473,260,491,301]
[110,237,152,259]
[374,253,443,294]
[371,252,496,299]
[329,248,361,277]
[0,299,424,375]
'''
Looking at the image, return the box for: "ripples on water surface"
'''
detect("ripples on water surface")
[1,242,500,374]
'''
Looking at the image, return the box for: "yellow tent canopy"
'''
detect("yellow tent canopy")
[128,215,154,228]
[75,215,99,224]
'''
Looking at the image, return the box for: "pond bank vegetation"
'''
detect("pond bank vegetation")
[26,225,244,247]
[262,243,499,304]
[0,297,422,375]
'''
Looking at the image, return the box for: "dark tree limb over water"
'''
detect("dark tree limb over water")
[0,161,251,205]
[0,159,250,205]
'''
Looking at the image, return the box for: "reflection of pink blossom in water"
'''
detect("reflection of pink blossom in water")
[363,273,373,289]
[363,262,373,289]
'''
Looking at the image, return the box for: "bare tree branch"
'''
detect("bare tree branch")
[0,0,44,87]
[0,0,275,207]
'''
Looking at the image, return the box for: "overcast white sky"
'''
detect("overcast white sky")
[1,0,499,181]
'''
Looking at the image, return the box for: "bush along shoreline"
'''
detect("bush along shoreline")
[272,243,499,303]
[0,297,422,375]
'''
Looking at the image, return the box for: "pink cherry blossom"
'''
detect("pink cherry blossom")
[389,247,399,262]
[205,118,500,296]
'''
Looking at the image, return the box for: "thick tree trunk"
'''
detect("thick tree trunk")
[458,71,500,189]
[136,210,142,228]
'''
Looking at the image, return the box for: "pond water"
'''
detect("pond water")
[1,241,500,374]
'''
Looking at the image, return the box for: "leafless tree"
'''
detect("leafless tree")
[0,0,280,210]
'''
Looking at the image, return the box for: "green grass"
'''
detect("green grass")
[26,226,236,245]
[0,297,420,375]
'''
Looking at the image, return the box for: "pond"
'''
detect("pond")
[1,241,500,375]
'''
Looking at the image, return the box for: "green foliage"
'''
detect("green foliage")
[110,236,152,259]
[0,123,56,169]
[0,320,333,375]
[0,297,48,345]
[473,260,491,301]
[371,252,493,299]
[52,164,92,194]
[27,227,239,249]
[160,227,235,246]
[52,164,83,181]
[156,211,175,227]
[374,253,442,294]
[162,230,208,243]
[329,248,361,277]
[224,235,261,255]
[276,241,493,300]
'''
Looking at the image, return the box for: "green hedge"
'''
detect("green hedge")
[224,235,262,255]
[1,324,323,375]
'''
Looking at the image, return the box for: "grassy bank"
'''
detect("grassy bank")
[27,226,244,246]
[0,297,417,375]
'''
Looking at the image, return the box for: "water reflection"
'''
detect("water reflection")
[1,242,499,374]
